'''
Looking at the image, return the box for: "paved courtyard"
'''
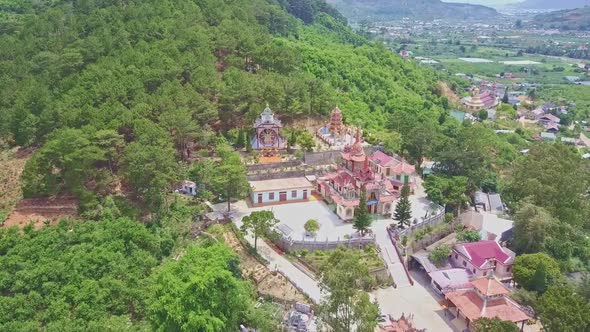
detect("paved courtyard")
[249,200,350,241]
[246,196,440,242]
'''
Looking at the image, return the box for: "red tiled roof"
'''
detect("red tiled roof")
[446,290,528,323]
[370,151,416,174]
[471,278,510,297]
[455,241,511,268]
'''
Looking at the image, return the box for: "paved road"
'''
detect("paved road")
[373,222,412,288]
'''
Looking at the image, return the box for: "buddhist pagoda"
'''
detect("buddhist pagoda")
[316,106,357,149]
[317,130,399,221]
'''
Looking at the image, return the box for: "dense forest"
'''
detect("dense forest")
[0,0,449,211]
[0,0,451,330]
[1,0,590,330]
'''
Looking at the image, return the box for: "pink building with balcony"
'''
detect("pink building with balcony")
[451,241,516,281]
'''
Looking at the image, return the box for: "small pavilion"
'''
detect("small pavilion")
[444,273,529,331]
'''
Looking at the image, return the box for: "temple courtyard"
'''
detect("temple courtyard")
[242,196,439,242]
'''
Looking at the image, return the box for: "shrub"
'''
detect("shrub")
[428,244,451,267]
[304,219,320,235]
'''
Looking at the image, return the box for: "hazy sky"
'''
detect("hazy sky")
[442,0,520,5]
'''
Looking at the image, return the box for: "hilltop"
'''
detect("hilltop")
[325,0,499,21]
[533,6,590,30]
[512,0,590,10]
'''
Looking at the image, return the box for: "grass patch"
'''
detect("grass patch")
[299,244,384,271]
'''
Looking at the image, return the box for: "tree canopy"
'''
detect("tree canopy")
[147,244,252,332]
[317,247,379,332]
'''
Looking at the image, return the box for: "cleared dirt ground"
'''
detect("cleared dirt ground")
[223,228,308,304]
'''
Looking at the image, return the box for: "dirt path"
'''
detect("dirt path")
[223,228,308,304]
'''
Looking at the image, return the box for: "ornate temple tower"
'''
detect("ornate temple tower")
[329,107,344,137]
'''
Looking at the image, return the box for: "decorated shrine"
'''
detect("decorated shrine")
[251,105,286,161]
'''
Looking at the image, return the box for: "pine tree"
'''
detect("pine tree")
[532,262,549,293]
[394,184,412,229]
[353,189,372,236]
[502,89,509,104]
[236,129,246,149]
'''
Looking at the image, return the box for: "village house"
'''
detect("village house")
[536,113,560,127]
[459,211,514,243]
[451,241,515,280]
[176,180,197,196]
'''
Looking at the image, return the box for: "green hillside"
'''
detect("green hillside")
[0,0,449,209]
[533,6,590,31]
[325,0,499,21]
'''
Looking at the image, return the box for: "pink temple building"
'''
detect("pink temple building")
[317,130,417,221]
[462,86,499,111]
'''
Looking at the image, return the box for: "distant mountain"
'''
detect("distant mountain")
[533,7,590,30]
[325,0,499,21]
[513,0,590,10]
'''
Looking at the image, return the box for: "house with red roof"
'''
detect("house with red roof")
[369,150,417,192]
[317,130,399,221]
[451,241,515,280]
[444,274,529,331]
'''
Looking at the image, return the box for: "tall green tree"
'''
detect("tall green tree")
[424,175,469,214]
[147,244,252,332]
[393,184,412,228]
[537,285,590,332]
[318,248,379,332]
[212,143,250,212]
[353,189,372,236]
[504,144,590,227]
[513,253,561,293]
[159,108,198,160]
[123,142,179,209]
[240,210,279,251]
[297,131,316,152]
[512,202,557,254]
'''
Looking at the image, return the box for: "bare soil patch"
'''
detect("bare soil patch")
[3,196,78,229]
[437,81,461,104]
[0,148,30,213]
[223,228,307,304]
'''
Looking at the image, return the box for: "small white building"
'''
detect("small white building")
[178,180,197,196]
[249,177,313,206]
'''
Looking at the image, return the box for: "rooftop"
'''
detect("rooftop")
[250,177,312,192]
[471,277,510,297]
[454,240,513,269]
[445,289,529,323]
[429,268,472,290]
